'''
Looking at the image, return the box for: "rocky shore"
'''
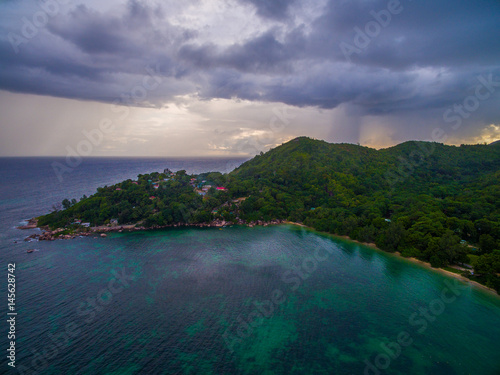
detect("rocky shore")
[17,218,38,229]
[19,218,285,241]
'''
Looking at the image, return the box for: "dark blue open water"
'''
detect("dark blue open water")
[1,158,499,375]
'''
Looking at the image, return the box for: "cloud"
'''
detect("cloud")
[49,5,130,54]
[1,0,498,110]
[238,0,298,20]
[180,30,297,74]
[0,0,498,154]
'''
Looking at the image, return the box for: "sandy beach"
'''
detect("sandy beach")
[284,222,498,296]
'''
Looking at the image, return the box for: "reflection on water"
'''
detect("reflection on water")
[1,158,499,375]
[5,225,500,374]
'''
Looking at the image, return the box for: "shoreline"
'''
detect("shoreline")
[21,218,285,241]
[396,254,498,295]
[20,218,497,296]
[285,222,499,296]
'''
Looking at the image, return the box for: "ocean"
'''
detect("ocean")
[1,158,499,375]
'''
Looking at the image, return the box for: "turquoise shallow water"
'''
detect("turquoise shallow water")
[1,158,499,374]
[7,225,500,374]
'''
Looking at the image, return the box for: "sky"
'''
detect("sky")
[0,0,499,157]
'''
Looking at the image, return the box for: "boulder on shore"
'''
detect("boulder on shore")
[18,218,38,230]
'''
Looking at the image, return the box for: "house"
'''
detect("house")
[153,184,159,189]
[132,181,139,185]
[110,219,119,227]
[149,196,156,200]
[116,188,122,191]
[216,187,228,191]
[81,223,90,227]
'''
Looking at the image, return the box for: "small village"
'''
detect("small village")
[20,167,285,242]
[137,168,229,199]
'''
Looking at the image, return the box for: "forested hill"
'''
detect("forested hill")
[228,137,500,241]
[37,137,500,292]
[229,137,499,201]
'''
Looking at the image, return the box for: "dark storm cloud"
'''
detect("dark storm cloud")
[46,2,194,57]
[48,5,137,55]
[0,0,197,104]
[0,0,498,116]
[239,0,298,20]
[308,0,500,69]
[179,30,298,73]
[185,0,500,113]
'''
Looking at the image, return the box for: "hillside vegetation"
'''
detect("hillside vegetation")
[38,137,500,292]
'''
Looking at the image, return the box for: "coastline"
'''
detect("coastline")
[21,218,285,241]
[396,254,498,295]
[20,217,497,296]
[284,221,499,296]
